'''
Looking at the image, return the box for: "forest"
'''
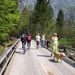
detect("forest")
[0,0,75,54]
[0,0,20,54]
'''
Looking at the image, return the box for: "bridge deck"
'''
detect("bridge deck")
[4,40,75,75]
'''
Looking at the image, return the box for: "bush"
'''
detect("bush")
[0,45,5,55]
[59,38,72,46]
[0,33,8,44]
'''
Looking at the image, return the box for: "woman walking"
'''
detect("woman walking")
[51,33,59,56]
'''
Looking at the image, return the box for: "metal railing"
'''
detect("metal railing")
[0,38,20,75]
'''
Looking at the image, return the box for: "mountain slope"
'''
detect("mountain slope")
[51,0,75,17]
[19,0,75,18]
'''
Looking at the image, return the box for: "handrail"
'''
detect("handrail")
[0,38,20,75]
[63,45,75,51]
[59,45,75,61]
[58,45,75,52]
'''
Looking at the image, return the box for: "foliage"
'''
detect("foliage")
[17,7,30,36]
[56,9,75,47]
[55,9,64,39]
[31,0,54,37]
[0,0,20,44]
[62,28,75,47]
[0,45,5,55]
[59,38,71,46]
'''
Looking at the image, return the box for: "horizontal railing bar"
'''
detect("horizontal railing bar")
[0,38,20,63]
[0,38,20,75]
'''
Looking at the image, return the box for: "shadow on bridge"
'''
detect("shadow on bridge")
[37,54,51,57]
[15,48,26,54]
[64,58,75,68]
[49,59,59,63]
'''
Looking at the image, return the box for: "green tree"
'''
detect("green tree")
[56,9,64,39]
[0,0,20,44]
[31,0,54,37]
[17,7,30,36]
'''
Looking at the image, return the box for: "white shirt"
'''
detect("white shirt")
[41,35,45,41]
[36,35,41,41]
[52,36,58,44]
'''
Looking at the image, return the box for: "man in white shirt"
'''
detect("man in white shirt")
[36,33,41,49]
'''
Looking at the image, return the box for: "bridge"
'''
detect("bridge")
[0,39,75,75]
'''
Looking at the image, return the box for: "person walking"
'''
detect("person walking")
[51,33,59,56]
[46,38,50,49]
[36,33,41,49]
[41,34,45,47]
[26,33,32,50]
[21,34,26,51]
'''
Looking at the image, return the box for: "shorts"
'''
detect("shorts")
[27,40,31,43]
[22,41,26,45]
[36,41,40,45]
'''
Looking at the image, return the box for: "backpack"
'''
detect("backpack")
[21,34,26,42]
[27,35,31,40]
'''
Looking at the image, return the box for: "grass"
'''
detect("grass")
[0,39,17,55]
[4,40,16,47]
[0,45,5,55]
